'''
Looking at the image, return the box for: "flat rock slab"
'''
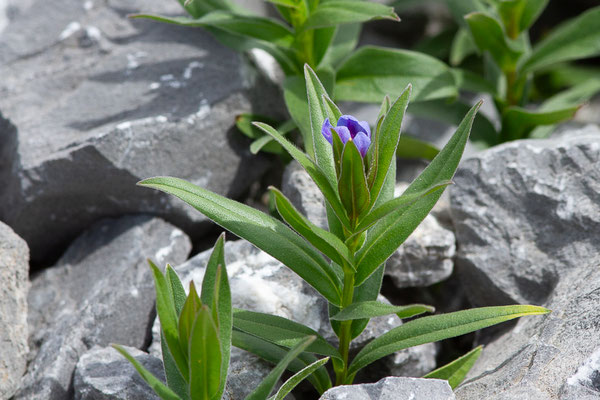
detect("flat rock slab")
[0,0,279,264]
[320,377,455,400]
[450,125,600,306]
[0,222,29,399]
[17,215,191,400]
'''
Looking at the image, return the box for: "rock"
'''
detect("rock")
[0,222,29,399]
[74,346,164,400]
[455,255,600,400]
[319,376,455,400]
[150,239,436,390]
[16,215,191,400]
[0,0,280,264]
[450,125,600,306]
[282,162,456,288]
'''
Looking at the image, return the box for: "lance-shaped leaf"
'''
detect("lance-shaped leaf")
[265,0,300,8]
[319,23,361,69]
[322,94,342,123]
[495,0,548,39]
[519,6,600,73]
[424,345,483,388]
[199,235,231,400]
[500,105,579,141]
[348,305,549,376]
[335,46,457,103]
[165,266,187,315]
[330,301,434,321]
[178,281,202,359]
[451,68,498,96]
[233,309,342,361]
[270,187,353,269]
[268,357,330,400]
[367,86,411,208]
[189,306,222,400]
[245,336,317,400]
[148,261,189,380]
[112,344,181,400]
[354,102,481,286]
[302,0,398,31]
[446,0,486,27]
[338,141,370,223]
[161,332,190,400]
[232,330,332,394]
[450,28,478,66]
[396,136,440,161]
[132,11,295,47]
[139,177,342,306]
[465,12,522,72]
[253,122,351,230]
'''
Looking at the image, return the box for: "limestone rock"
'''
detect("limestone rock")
[0,222,29,399]
[16,216,191,400]
[319,377,455,400]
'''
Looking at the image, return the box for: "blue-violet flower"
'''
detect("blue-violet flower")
[321,115,371,157]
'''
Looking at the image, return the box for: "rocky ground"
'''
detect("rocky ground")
[1,0,600,399]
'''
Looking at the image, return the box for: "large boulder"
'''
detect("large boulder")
[0,0,280,264]
[0,222,29,399]
[450,125,600,307]
[320,377,455,400]
[17,215,191,400]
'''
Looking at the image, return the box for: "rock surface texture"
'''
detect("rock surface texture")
[450,126,600,307]
[319,377,455,400]
[0,0,279,263]
[0,222,29,399]
[282,161,456,288]
[74,346,163,400]
[450,126,600,399]
[17,215,191,400]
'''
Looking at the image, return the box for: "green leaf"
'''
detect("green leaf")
[338,141,370,223]
[139,177,342,306]
[252,122,351,230]
[283,76,312,146]
[161,332,190,400]
[132,11,295,47]
[313,27,338,67]
[396,136,440,161]
[176,0,237,18]
[245,336,317,400]
[495,0,548,39]
[331,301,434,321]
[269,357,330,400]
[500,105,579,141]
[200,234,231,400]
[318,23,361,69]
[446,0,486,27]
[322,94,343,123]
[148,260,189,380]
[367,86,411,208]
[450,28,478,66]
[348,305,549,376]
[451,68,498,95]
[233,309,343,361]
[270,187,353,268]
[236,114,279,140]
[232,330,332,394]
[111,344,181,400]
[335,46,457,103]
[302,1,398,30]
[178,281,202,360]
[189,306,222,400]
[465,12,522,72]
[354,102,481,286]
[520,6,600,73]
[265,0,300,9]
[165,265,187,316]
[423,345,483,389]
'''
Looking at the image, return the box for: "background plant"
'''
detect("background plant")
[139,65,548,393]
[113,235,328,400]
[411,0,600,145]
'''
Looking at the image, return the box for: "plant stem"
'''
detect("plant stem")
[335,270,355,385]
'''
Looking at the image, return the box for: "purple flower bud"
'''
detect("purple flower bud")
[321,115,371,157]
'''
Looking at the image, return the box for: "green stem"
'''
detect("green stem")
[335,271,355,386]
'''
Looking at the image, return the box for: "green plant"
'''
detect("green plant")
[113,235,328,400]
[138,65,549,391]
[438,0,600,144]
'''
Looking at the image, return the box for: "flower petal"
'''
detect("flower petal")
[335,126,351,144]
[358,121,371,138]
[321,118,334,143]
[352,131,371,157]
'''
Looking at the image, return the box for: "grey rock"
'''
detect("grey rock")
[450,126,600,306]
[320,377,455,400]
[0,0,280,263]
[0,222,29,399]
[16,215,191,400]
[74,346,163,400]
[150,240,435,387]
[455,255,600,400]
[282,162,456,288]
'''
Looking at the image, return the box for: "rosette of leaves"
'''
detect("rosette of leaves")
[421,0,600,145]
[113,235,328,400]
[133,0,461,160]
[138,65,549,391]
